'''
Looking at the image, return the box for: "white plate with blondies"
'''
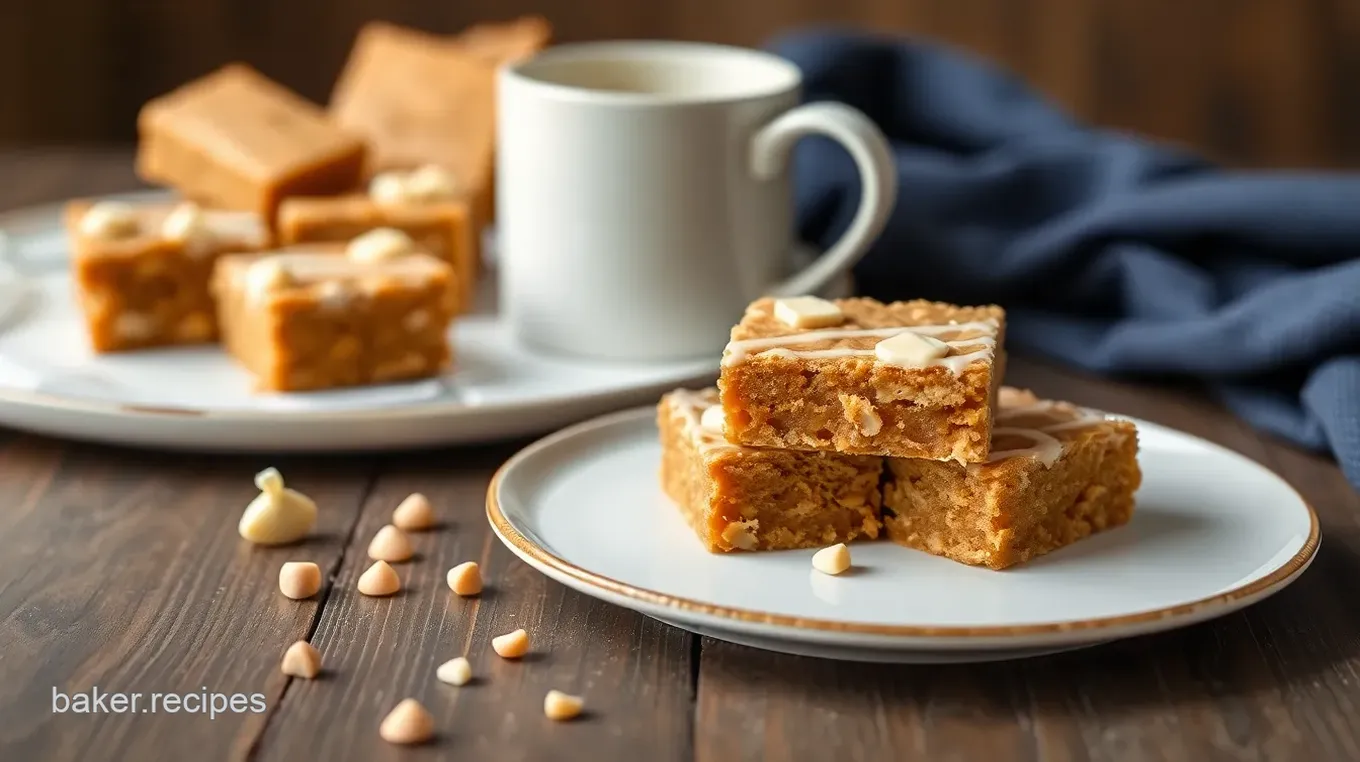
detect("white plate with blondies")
[488,399,1318,663]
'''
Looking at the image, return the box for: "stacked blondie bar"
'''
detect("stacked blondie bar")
[62,17,550,392]
[659,296,1142,569]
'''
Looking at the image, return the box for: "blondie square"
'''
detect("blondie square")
[66,199,269,352]
[277,183,478,313]
[212,231,458,392]
[137,64,366,222]
[883,388,1140,570]
[718,297,1006,462]
[330,22,496,225]
[658,388,883,553]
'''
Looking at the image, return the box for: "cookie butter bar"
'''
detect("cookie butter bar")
[138,64,366,222]
[883,388,1140,570]
[659,388,882,553]
[718,297,1005,461]
[212,229,457,392]
[277,166,478,313]
[66,199,269,352]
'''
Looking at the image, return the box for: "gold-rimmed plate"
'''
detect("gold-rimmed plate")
[488,406,1319,663]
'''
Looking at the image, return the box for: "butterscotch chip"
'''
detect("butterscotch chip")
[811,544,852,576]
[392,493,436,531]
[446,561,482,596]
[367,524,413,562]
[491,628,529,659]
[379,699,434,745]
[238,467,318,545]
[278,561,322,599]
[138,64,366,221]
[357,560,401,596]
[435,657,472,686]
[543,690,584,721]
[280,640,322,678]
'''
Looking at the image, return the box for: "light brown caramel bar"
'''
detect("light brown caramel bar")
[137,64,366,222]
[659,388,882,553]
[330,23,496,225]
[277,194,477,313]
[883,388,1140,570]
[66,200,269,352]
[718,297,1006,462]
[212,244,457,392]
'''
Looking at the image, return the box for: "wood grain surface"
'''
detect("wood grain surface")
[0,152,1358,761]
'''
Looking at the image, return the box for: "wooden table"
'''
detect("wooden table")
[1,151,1357,762]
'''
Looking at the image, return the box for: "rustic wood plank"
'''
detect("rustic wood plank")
[0,437,376,761]
[254,446,696,762]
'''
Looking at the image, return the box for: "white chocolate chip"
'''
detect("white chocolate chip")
[446,561,483,596]
[244,259,294,302]
[720,521,758,551]
[161,202,215,256]
[369,172,413,206]
[347,227,414,263]
[543,690,584,721]
[281,641,322,678]
[699,405,726,434]
[406,164,460,202]
[78,201,141,239]
[314,281,354,311]
[392,493,436,531]
[279,561,322,599]
[874,331,949,367]
[436,657,472,686]
[402,309,431,332]
[238,468,317,545]
[113,312,156,341]
[367,524,413,562]
[379,699,434,745]
[773,296,844,329]
[491,628,529,659]
[811,543,851,575]
[357,560,401,596]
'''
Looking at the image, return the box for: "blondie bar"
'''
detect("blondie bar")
[883,388,1140,570]
[66,199,269,352]
[718,297,1005,462]
[137,64,366,222]
[212,229,457,392]
[658,388,883,553]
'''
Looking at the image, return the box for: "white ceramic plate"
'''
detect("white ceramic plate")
[0,192,848,452]
[488,406,1320,663]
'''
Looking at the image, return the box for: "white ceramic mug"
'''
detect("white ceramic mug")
[498,41,897,361]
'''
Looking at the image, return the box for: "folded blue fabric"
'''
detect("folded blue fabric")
[770,30,1360,492]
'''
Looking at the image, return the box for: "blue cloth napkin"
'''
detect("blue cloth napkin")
[771,30,1360,492]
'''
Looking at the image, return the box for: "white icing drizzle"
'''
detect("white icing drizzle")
[721,320,998,374]
[982,399,1109,467]
[668,389,738,453]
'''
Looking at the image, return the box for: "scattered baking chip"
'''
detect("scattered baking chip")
[161,201,213,250]
[436,657,472,686]
[773,296,844,329]
[491,628,529,659]
[874,330,949,367]
[280,640,322,678]
[367,524,414,562]
[238,467,317,545]
[811,543,852,575]
[543,690,584,721]
[392,493,436,531]
[347,227,415,263]
[379,698,435,745]
[279,561,322,599]
[79,201,141,239]
[357,560,401,596]
[446,561,483,597]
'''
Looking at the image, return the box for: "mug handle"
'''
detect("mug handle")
[750,101,897,297]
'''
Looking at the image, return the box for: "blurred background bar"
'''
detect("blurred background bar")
[2,0,1358,168]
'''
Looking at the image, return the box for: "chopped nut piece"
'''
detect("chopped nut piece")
[347,227,414,263]
[278,561,322,599]
[446,561,482,596]
[238,468,318,545]
[379,698,434,745]
[435,657,472,686]
[543,690,584,721]
[392,493,436,531]
[874,330,949,367]
[773,296,844,329]
[491,628,529,659]
[811,543,852,575]
[280,640,322,678]
[367,524,414,562]
[78,201,140,239]
[719,521,759,551]
[357,560,401,596]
